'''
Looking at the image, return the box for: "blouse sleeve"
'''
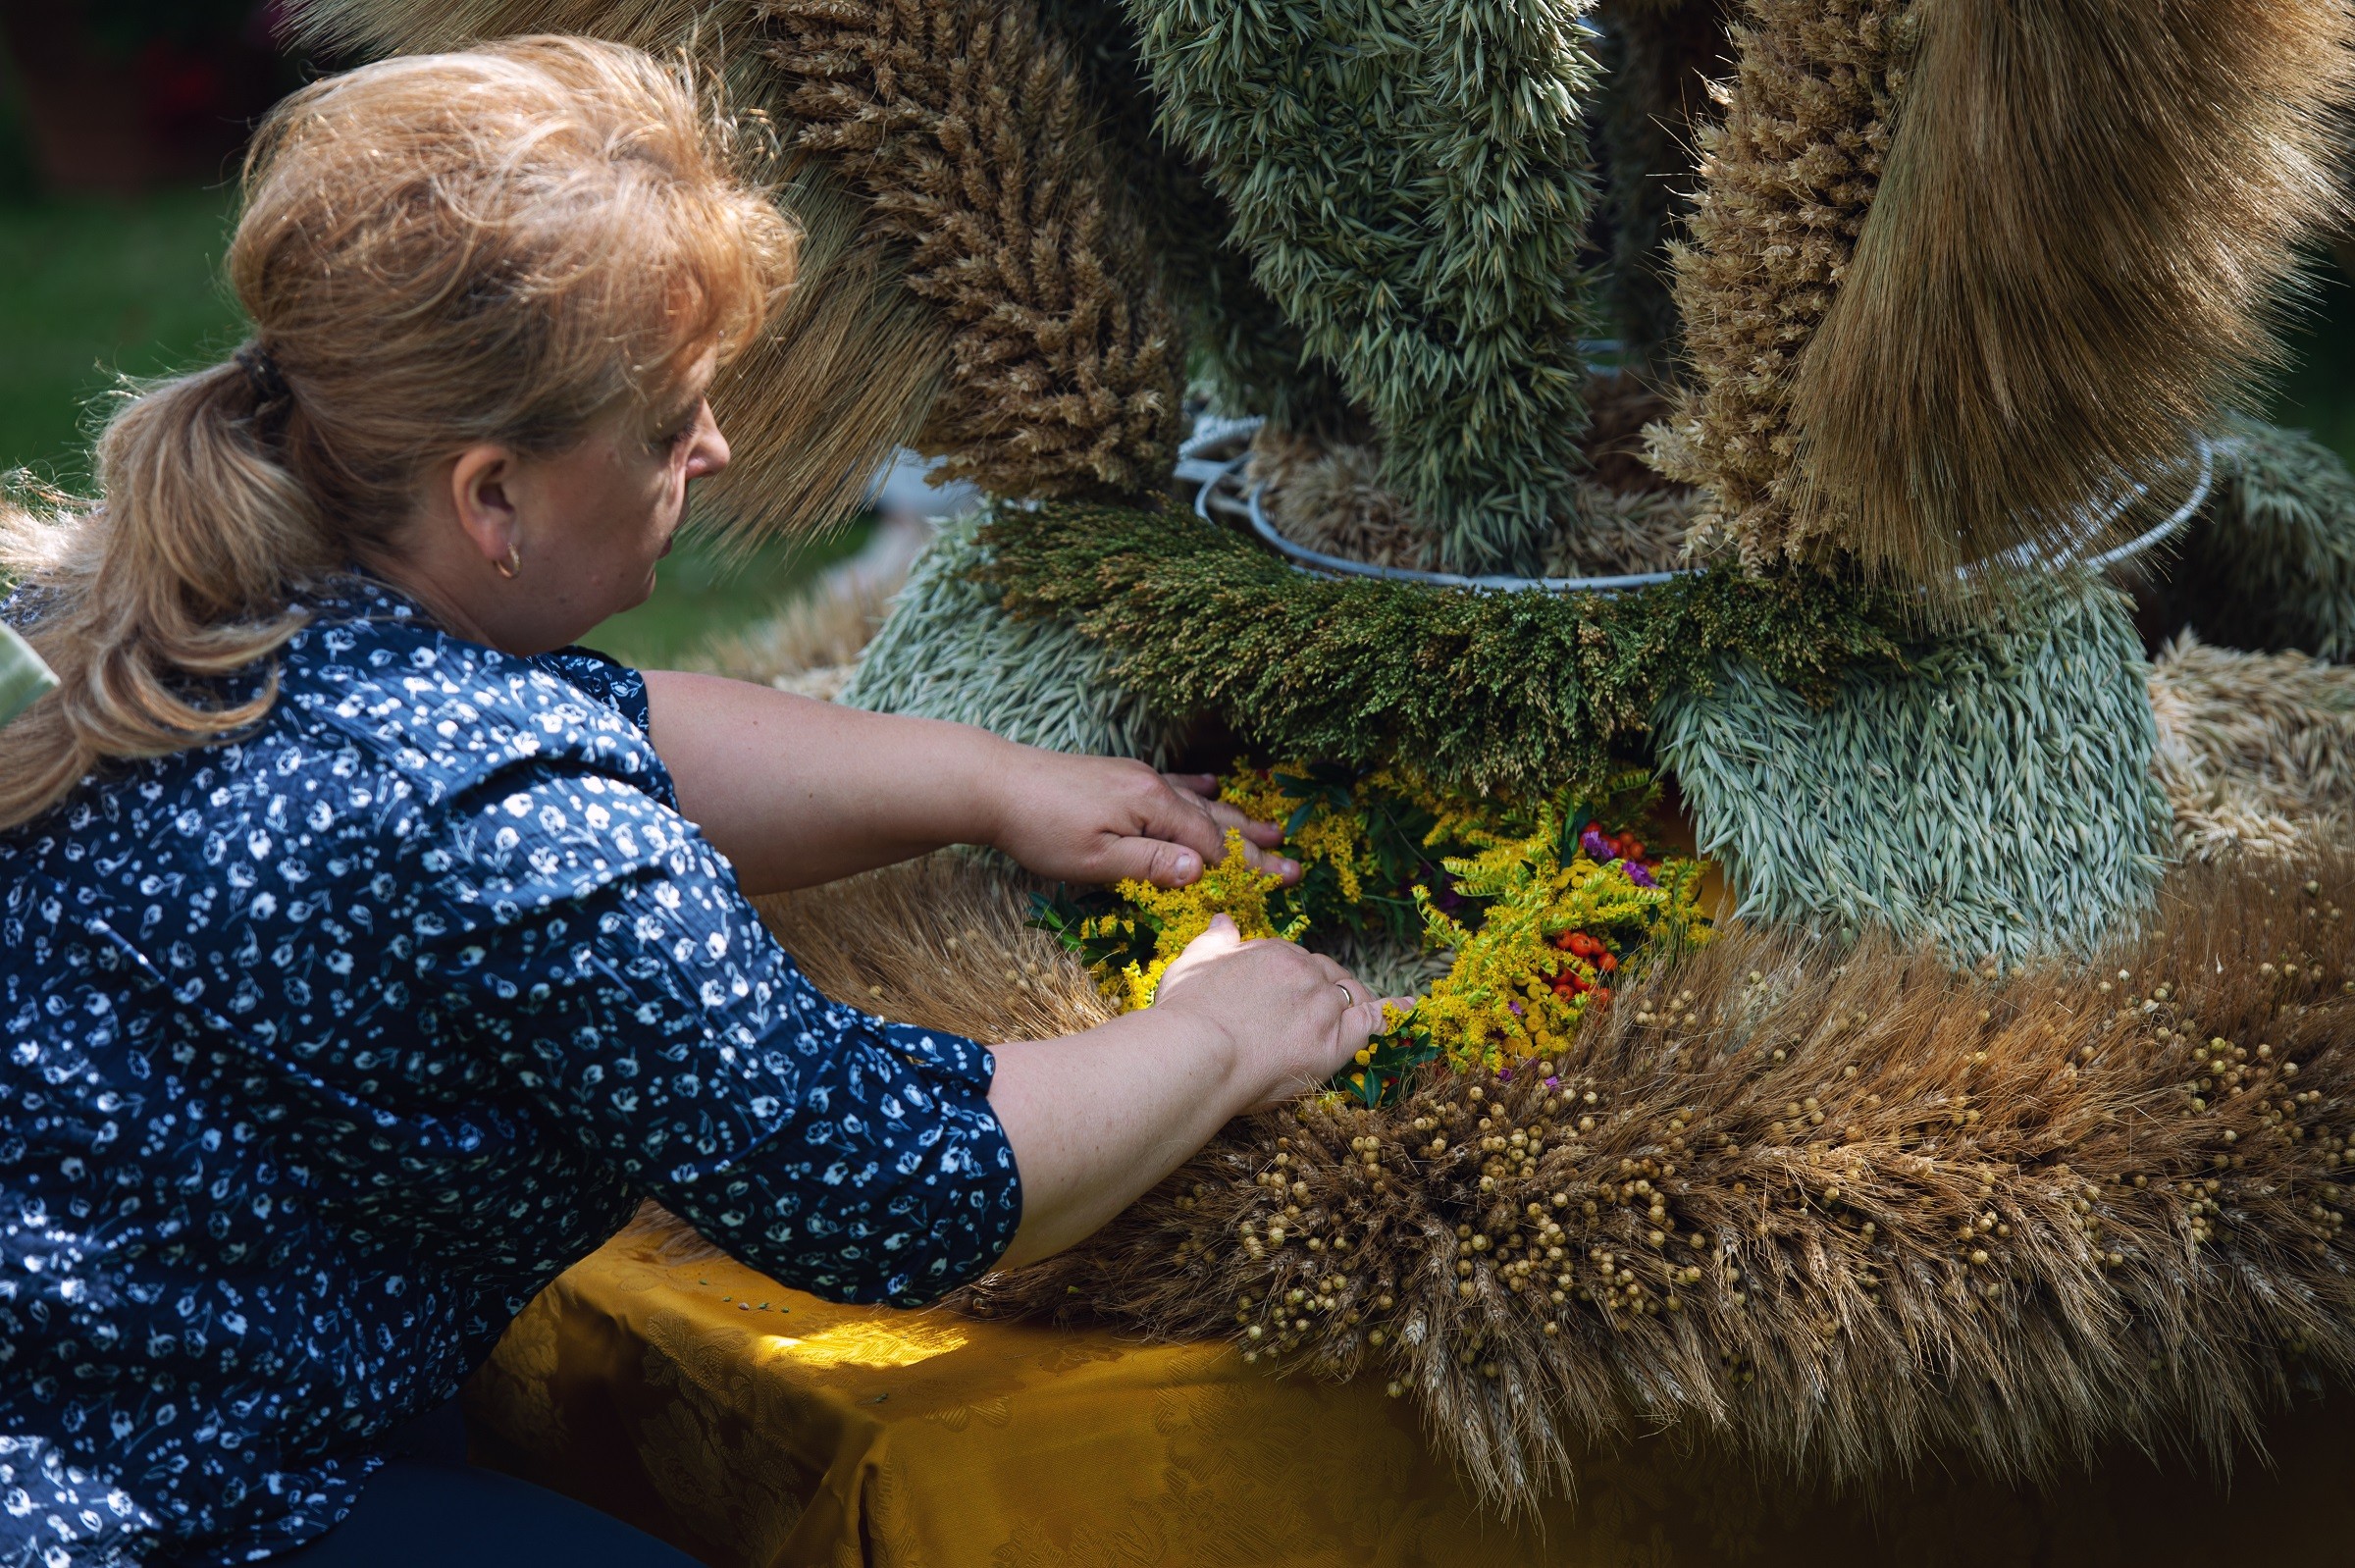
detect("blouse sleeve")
[525,645,664,784]
[412,759,1022,1308]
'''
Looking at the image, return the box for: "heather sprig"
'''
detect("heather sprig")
[974,497,1911,797]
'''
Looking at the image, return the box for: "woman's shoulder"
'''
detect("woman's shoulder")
[277,576,676,810]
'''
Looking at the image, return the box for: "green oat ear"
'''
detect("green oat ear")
[2161,415,2355,664]
[1655,575,2171,966]
[0,623,57,732]
[1128,0,1604,574]
[838,508,1190,761]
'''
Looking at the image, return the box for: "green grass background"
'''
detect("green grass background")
[0,185,868,668]
[2266,256,2355,468]
[2,184,2352,667]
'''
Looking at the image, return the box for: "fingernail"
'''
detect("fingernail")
[1175,854,1198,880]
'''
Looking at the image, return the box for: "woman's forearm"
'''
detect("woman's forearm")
[643,668,1009,892]
[981,919,1405,1273]
[985,1009,1256,1269]
[642,668,1296,898]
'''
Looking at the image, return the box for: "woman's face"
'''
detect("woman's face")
[385,347,732,656]
[514,352,732,638]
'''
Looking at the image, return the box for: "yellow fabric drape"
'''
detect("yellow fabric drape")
[465,1227,2354,1567]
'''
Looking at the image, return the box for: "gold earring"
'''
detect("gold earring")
[495,545,520,580]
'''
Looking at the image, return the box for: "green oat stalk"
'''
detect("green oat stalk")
[1128,0,1605,572]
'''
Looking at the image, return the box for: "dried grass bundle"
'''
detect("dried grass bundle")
[1245,372,1704,578]
[1647,0,1907,568]
[755,850,1113,1041]
[939,854,2355,1507]
[696,167,956,546]
[684,550,899,693]
[2150,633,2355,863]
[1787,0,2355,596]
[291,0,747,52]
[1248,434,1700,580]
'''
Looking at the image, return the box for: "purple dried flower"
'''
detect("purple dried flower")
[1508,1001,1524,1016]
[1580,826,1611,860]
[1624,862,1658,888]
[1544,1075,1560,1089]
[1420,862,1468,914]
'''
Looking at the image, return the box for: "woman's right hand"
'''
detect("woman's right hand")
[985,915,1417,1268]
[1152,915,1411,1109]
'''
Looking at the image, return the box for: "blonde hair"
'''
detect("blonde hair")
[0,35,796,831]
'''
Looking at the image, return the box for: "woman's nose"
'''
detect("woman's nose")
[687,402,730,479]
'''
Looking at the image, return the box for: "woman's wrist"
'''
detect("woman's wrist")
[948,724,1029,855]
[1139,988,1255,1107]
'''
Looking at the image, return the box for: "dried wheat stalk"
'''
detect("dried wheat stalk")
[756,0,1182,501]
[1646,0,1908,569]
[290,0,1183,511]
[2150,634,2355,864]
[1786,0,2355,596]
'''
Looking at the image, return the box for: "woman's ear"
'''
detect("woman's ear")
[445,444,522,571]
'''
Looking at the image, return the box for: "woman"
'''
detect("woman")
[0,39,1396,1567]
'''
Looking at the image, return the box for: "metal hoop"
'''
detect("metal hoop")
[1179,417,2222,594]
[1180,418,1697,595]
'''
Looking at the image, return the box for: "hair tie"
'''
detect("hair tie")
[235,343,290,406]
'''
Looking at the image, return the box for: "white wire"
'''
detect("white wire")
[1185,417,2222,595]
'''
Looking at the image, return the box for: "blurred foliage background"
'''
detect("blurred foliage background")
[0,1,869,667]
[0,1,2350,665]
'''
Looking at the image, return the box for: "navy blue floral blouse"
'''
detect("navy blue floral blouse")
[0,578,1020,1567]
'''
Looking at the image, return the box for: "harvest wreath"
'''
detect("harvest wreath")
[299,0,2355,1519]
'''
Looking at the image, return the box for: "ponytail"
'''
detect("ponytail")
[0,356,329,830]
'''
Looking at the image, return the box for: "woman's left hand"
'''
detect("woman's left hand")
[985,752,1298,889]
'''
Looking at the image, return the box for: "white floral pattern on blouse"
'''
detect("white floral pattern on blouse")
[0,579,1020,1567]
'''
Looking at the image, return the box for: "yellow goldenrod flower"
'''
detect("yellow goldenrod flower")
[1048,762,1711,1093]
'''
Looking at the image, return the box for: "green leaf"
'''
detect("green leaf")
[0,623,56,733]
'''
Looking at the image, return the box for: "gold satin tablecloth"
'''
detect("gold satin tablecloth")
[464,1225,2354,1567]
